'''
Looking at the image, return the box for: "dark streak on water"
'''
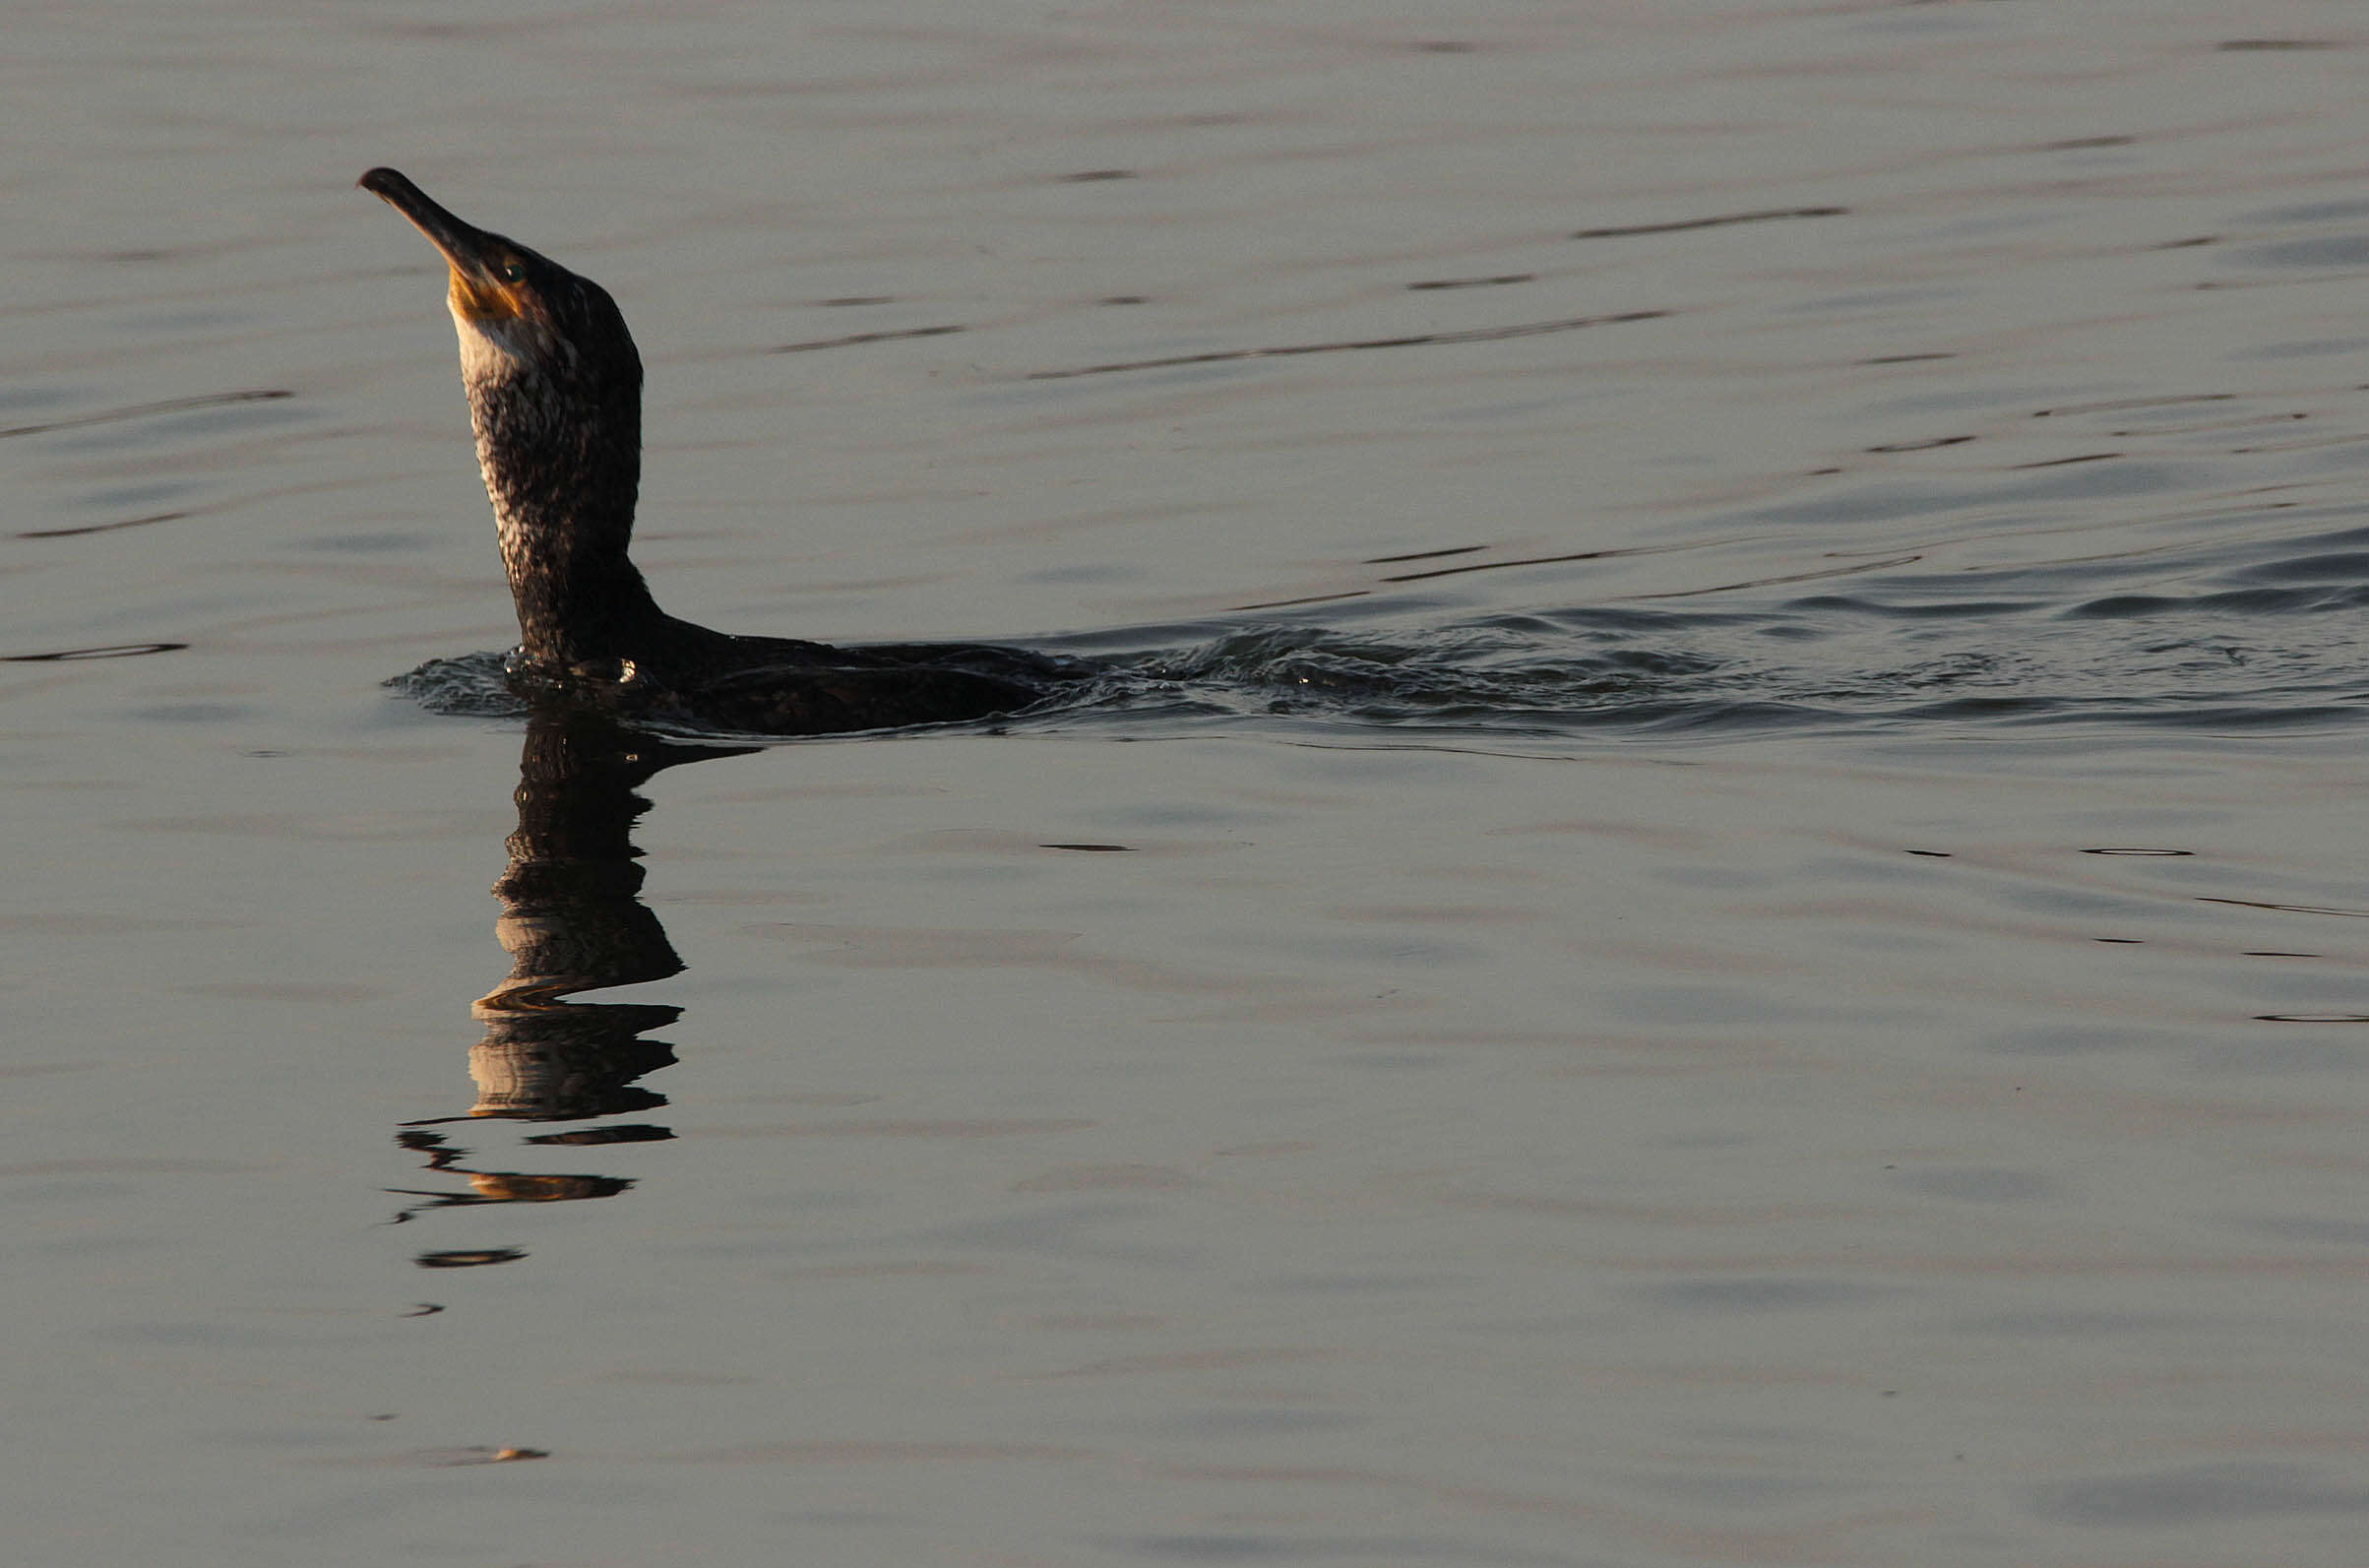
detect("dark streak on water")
[0,388,291,440]
[1569,207,1849,239]
[1406,274,1536,291]
[17,510,189,540]
[771,324,966,353]
[4,641,189,662]
[1023,309,1669,380]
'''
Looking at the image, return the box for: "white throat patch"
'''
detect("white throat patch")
[451,305,534,389]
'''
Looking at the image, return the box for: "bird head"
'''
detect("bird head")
[359,166,639,396]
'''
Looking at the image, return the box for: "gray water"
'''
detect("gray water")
[9,3,2369,1564]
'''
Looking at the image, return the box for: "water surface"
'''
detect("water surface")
[8,3,2369,1565]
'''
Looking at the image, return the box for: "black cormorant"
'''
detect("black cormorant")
[361,167,1066,735]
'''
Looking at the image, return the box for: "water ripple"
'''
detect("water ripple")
[392,518,2369,742]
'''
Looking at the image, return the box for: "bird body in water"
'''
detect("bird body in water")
[360,167,1067,735]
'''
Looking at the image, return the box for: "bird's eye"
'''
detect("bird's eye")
[499,259,526,282]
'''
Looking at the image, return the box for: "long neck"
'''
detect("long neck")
[465,352,665,673]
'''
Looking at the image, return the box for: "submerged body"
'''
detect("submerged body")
[360,167,1064,734]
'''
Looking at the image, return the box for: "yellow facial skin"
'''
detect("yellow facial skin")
[448,257,532,324]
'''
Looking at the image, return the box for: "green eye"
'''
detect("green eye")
[499,259,526,282]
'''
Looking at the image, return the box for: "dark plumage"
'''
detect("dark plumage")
[360,167,1065,734]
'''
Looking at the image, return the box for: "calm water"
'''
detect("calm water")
[9,3,2369,1564]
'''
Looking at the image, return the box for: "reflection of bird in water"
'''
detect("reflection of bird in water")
[466,711,735,1123]
[389,712,739,1238]
[361,167,1073,735]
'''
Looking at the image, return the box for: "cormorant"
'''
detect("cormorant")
[360,167,1067,735]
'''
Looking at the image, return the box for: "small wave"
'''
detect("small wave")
[386,654,530,718]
